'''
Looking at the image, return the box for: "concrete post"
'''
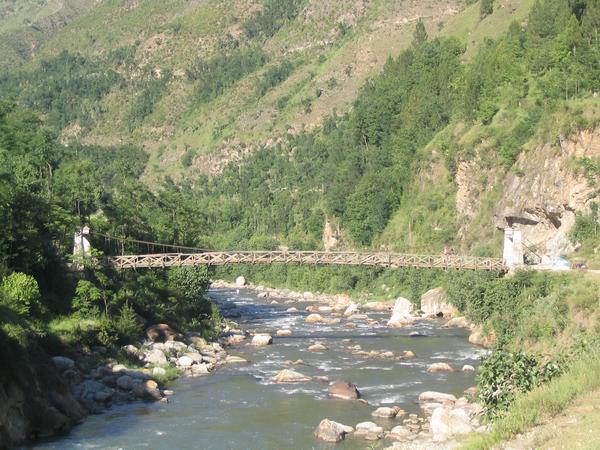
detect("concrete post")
[73,226,91,269]
[503,227,524,268]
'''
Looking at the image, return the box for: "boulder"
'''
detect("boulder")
[116,375,134,390]
[468,325,496,348]
[328,380,361,400]
[303,291,314,299]
[145,324,182,343]
[276,329,292,337]
[343,303,359,317]
[273,369,312,383]
[427,362,454,373]
[314,419,350,442]
[305,313,324,323]
[308,343,328,352]
[164,340,188,354]
[443,316,470,328]
[354,421,383,439]
[420,287,458,317]
[362,300,395,311]
[317,306,333,313]
[235,276,246,287]
[176,356,194,367]
[430,407,473,442]
[418,391,457,404]
[121,345,139,358]
[225,355,248,364]
[462,365,475,373]
[371,406,404,418]
[144,348,168,366]
[286,307,298,312]
[251,334,273,346]
[386,425,413,441]
[403,350,416,358]
[191,364,210,375]
[51,356,75,371]
[387,297,415,328]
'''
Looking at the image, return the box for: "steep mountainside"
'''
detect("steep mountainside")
[0,0,534,181]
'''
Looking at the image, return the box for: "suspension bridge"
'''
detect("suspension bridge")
[76,230,508,272]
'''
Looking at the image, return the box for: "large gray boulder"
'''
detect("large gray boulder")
[328,380,361,400]
[251,334,273,346]
[387,297,415,328]
[51,356,75,371]
[430,407,473,442]
[420,287,458,317]
[314,419,351,442]
[144,348,168,366]
[235,276,246,287]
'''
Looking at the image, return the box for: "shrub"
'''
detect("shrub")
[0,273,42,317]
[113,302,142,345]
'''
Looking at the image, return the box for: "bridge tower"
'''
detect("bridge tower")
[73,226,92,269]
[503,227,524,269]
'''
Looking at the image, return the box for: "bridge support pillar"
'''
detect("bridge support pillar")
[503,227,524,269]
[73,226,91,269]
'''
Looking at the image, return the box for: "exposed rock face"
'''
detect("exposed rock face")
[444,316,469,328]
[468,325,495,348]
[495,129,600,256]
[314,418,350,442]
[322,218,341,251]
[0,340,87,448]
[328,380,361,400]
[420,288,457,317]
[145,324,182,343]
[387,297,415,327]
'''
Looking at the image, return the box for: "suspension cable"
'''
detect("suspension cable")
[89,231,214,253]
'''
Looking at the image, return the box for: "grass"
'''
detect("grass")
[461,351,600,449]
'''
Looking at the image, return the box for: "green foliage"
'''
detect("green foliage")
[570,203,599,244]
[412,19,428,48]
[0,272,41,317]
[242,0,305,40]
[187,46,269,107]
[257,60,296,97]
[112,302,142,345]
[477,350,563,418]
[480,0,494,19]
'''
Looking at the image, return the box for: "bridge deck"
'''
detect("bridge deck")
[107,251,506,271]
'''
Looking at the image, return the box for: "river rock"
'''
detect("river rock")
[420,287,458,318]
[330,294,353,311]
[164,340,188,354]
[348,314,368,321]
[354,421,383,440]
[225,355,248,363]
[314,419,350,442]
[418,391,457,404]
[430,407,473,442]
[273,369,312,383]
[362,300,395,311]
[145,324,182,343]
[464,386,478,397]
[468,325,496,348]
[343,303,359,316]
[403,350,416,358]
[386,425,413,441]
[286,307,298,312]
[462,364,475,373]
[328,380,361,400]
[372,406,404,418]
[116,375,134,390]
[303,291,314,299]
[308,343,328,352]
[257,292,268,298]
[317,306,333,313]
[188,335,208,348]
[235,276,246,286]
[276,329,292,337]
[176,356,194,367]
[444,316,470,328]
[251,334,273,346]
[121,345,139,358]
[305,313,324,323]
[387,297,415,327]
[51,356,75,371]
[427,362,454,373]
[191,364,210,375]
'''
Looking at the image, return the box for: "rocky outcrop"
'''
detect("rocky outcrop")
[420,288,457,318]
[0,336,87,448]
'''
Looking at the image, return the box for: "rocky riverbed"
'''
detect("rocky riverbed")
[35,281,488,449]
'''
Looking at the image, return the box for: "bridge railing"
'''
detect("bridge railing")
[105,251,507,272]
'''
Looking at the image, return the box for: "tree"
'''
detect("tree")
[412,19,428,48]
[480,0,493,19]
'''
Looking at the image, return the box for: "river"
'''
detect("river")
[33,287,483,449]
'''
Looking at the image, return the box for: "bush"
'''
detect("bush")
[0,273,42,317]
[113,302,142,345]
